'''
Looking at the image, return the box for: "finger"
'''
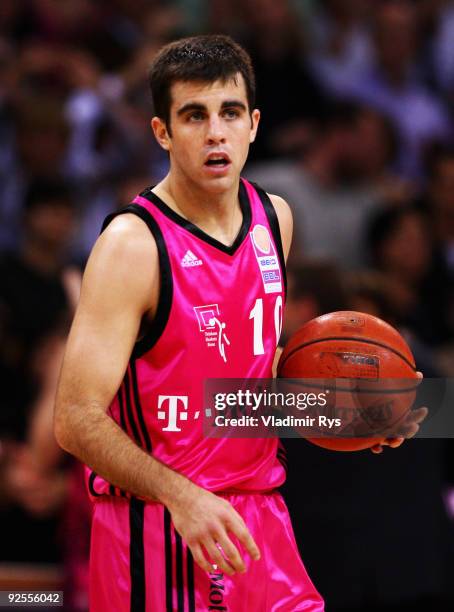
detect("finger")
[411,406,428,424]
[383,437,404,448]
[370,444,383,454]
[216,532,246,573]
[388,407,428,438]
[190,544,215,574]
[229,515,261,561]
[203,539,236,576]
[391,422,418,438]
[415,371,423,383]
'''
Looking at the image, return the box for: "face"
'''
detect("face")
[151,73,260,195]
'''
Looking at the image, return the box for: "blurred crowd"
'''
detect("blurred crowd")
[0,1,454,610]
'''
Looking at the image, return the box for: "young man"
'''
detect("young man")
[54,35,422,611]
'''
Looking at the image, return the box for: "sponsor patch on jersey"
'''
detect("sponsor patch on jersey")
[250,224,282,294]
[181,249,203,267]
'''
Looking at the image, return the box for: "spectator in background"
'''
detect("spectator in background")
[366,204,453,348]
[424,146,454,274]
[318,0,452,180]
[205,0,244,38]
[0,39,154,259]
[239,0,327,161]
[283,260,348,343]
[0,95,69,251]
[247,102,401,268]
[0,179,78,563]
[306,0,374,95]
[417,0,454,102]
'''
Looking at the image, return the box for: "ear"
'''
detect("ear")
[151,117,171,151]
[249,109,261,144]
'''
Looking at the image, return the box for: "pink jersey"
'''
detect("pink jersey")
[87,178,287,498]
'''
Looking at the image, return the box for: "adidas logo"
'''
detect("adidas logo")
[181,249,203,267]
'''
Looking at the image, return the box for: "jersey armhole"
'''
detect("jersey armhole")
[101,204,173,359]
[248,181,288,299]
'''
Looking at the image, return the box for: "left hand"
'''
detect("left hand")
[371,371,427,454]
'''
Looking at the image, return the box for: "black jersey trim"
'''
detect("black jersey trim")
[175,531,184,611]
[138,180,252,256]
[249,181,288,298]
[186,548,195,612]
[164,508,173,612]
[118,387,127,432]
[130,497,146,612]
[88,471,102,497]
[124,369,143,447]
[101,204,173,360]
[130,360,153,453]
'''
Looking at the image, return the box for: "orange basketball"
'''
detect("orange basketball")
[277,311,418,451]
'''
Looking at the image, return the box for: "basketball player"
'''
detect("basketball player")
[54,35,423,611]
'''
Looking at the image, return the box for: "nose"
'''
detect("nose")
[206,113,226,145]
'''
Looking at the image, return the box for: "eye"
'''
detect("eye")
[188,111,205,121]
[223,108,240,119]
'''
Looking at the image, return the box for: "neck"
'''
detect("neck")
[154,170,243,246]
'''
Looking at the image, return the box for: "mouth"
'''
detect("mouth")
[204,152,231,171]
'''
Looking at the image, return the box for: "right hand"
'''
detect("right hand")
[167,484,261,576]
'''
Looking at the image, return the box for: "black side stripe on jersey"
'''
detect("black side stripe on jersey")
[186,547,196,612]
[88,471,102,497]
[130,498,146,612]
[123,369,144,447]
[118,386,128,432]
[130,360,153,453]
[249,181,288,299]
[101,203,173,360]
[164,509,173,612]
[175,531,185,611]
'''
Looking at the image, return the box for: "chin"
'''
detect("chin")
[200,174,238,194]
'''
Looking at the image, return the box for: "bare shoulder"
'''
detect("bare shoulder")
[81,212,158,315]
[268,193,292,217]
[96,213,157,259]
[268,193,293,261]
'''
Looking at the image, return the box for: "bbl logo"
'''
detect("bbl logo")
[250,224,282,294]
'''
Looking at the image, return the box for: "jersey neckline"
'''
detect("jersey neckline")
[137,179,252,256]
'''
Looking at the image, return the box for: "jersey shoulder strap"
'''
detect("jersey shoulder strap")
[100,203,173,359]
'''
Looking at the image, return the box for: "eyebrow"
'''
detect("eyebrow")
[176,100,247,116]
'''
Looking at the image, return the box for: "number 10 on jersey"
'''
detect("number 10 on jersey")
[249,297,283,355]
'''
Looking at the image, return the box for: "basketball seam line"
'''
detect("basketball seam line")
[279,379,419,393]
[279,336,417,372]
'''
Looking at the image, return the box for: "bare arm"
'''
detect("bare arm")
[269,193,293,371]
[269,193,293,263]
[54,213,259,575]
